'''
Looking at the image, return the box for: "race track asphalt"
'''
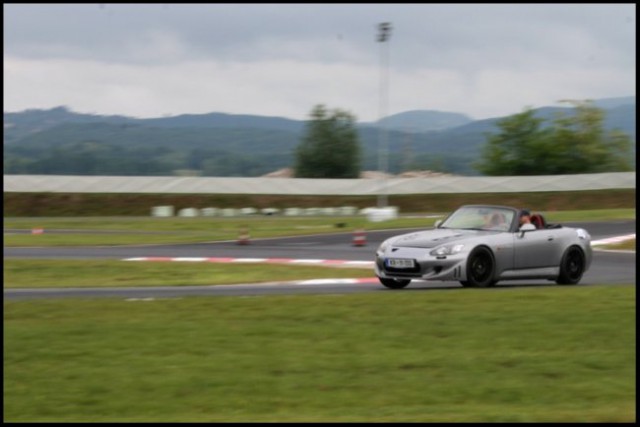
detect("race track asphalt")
[4,220,636,299]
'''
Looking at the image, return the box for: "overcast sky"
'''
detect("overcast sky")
[3,3,636,122]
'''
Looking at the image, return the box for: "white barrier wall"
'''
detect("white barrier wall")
[3,172,635,195]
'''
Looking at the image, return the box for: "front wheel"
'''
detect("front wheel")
[378,277,411,289]
[556,246,585,285]
[465,247,497,288]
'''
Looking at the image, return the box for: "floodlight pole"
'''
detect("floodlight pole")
[377,22,391,208]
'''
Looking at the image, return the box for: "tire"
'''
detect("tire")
[459,280,473,287]
[556,246,585,285]
[465,246,497,288]
[378,277,411,289]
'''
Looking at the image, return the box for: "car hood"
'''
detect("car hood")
[389,228,498,249]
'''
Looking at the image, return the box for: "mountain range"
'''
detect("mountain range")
[3,96,635,176]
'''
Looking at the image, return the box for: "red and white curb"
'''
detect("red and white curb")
[123,257,376,267]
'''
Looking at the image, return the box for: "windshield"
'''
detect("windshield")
[440,206,514,231]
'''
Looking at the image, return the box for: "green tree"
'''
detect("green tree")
[475,101,633,176]
[294,105,361,178]
[547,100,633,173]
[475,108,551,175]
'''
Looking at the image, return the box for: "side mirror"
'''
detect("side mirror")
[434,220,442,229]
[518,224,537,239]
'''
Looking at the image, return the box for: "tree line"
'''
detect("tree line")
[4,100,633,177]
[295,100,633,178]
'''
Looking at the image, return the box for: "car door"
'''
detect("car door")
[513,228,561,269]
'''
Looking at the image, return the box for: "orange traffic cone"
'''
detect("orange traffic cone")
[352,229,366,246]
[237,226,250,245]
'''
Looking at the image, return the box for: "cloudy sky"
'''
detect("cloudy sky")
[3,3,636,122]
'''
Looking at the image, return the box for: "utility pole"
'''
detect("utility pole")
[376,22,391,208]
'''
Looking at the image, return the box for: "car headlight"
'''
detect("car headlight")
[576,228,590,240]
[377,240,390,253]
[430,244,465,256]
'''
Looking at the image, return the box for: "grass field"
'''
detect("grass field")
[600,239,636,251]
[3,260,374,289]
[4,207,635,422]
[4,285,635,422]
[4,215,433,247]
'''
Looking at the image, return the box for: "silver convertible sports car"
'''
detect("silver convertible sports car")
[375,205,592,289]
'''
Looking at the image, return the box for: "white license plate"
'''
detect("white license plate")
[386,258,415,268]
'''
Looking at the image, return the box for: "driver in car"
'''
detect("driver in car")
[487,212,508,230]
[519,209,537,231]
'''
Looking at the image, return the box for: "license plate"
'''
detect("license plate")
[386,258,415,268]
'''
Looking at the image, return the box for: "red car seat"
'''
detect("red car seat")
[530,214,546,229]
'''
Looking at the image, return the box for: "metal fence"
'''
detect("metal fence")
[3,172,636,195]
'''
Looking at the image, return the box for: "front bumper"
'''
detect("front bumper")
[375,250,468,282]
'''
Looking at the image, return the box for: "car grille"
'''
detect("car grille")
[382,260,420,275]
[384,265,420,274]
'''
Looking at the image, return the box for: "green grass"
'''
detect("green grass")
[3,215,438,247]
[601,239,636,251]
[3,208,635,247]
[541,208,636,222]
[4,286,635,422]
[3,260,374,289]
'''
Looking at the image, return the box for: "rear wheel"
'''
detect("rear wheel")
[466,247,497,288]
[378,277,411,289]
[556,246,585,285]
